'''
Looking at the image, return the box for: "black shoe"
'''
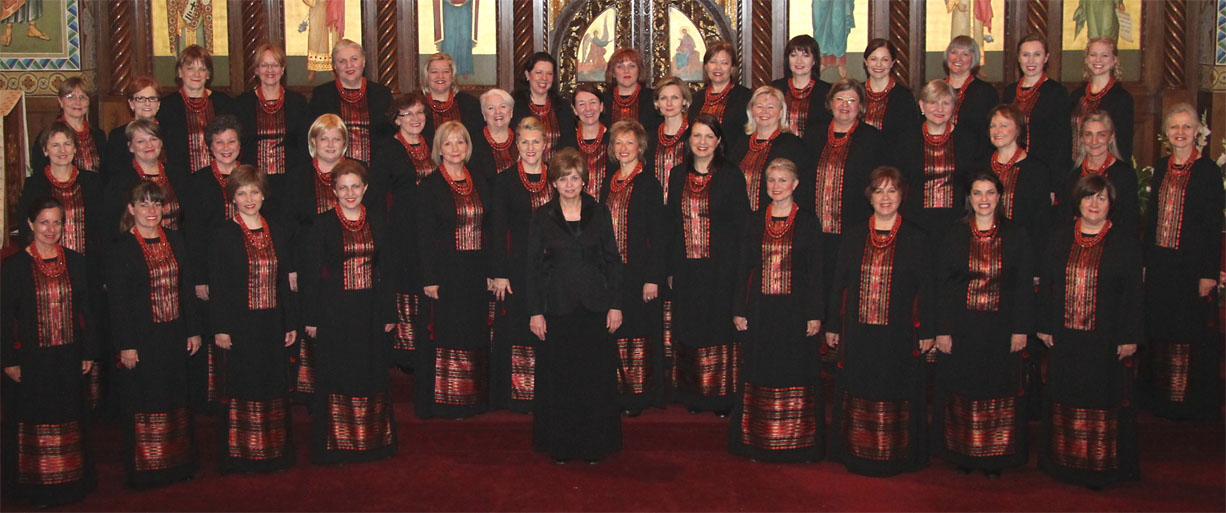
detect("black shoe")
[553,458,570,465]
[713,409,730,418]
[585,458,602,465]
[622,408,642,417]
[984,470,1001,480]
[956,466,972,475]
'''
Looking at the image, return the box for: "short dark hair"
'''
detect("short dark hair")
[685,113,726,170]
[27,196,64,223]
[988,104,1028,148]
[119,181,169,231]
[827,78,867,117]
[38,121,76,151]
[125,118,161,142]
[962,170,1006,225]
[206,114,242,145]
[175,44,214,87]
[865,165,907,203]
[572,83,603,107]
[332,158,369,185]
[702,41,739,85]
[224,164,267,202]
[783,35,820,78]
[389,92,428,123]
[1071,174,1116,216]
[548,147,588,184]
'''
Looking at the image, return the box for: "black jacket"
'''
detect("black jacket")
[523,195,623,317]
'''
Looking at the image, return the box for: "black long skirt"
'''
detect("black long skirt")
[671,258,738,412]
[415,251,492,419]
[491,292,537,413]
[727,295,824,463]
[117,323,198,489]
[217,309,295,473]
[532,309,622,461]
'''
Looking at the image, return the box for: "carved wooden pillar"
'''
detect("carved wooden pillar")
[240,1,267,91]
[749,0,771,88]
[375,0,399,93]
[514,0,534,72]
[888,0,911,87]
[1163,0,1187,89]
[1024,0,1048,37]
[107,0,135,95]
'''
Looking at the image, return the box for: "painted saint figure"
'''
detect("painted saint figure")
[1073,0,1125,42]
[579,16,611,79]
[946,0,993,61]
[812,0,855,78]
[167,0,213,56]
[434,0,478,78]
[304,0,344,83]
[1,0,49,46]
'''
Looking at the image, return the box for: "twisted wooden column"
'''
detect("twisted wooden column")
[375,0,399,93]
[240,1,266,91]
[1025,0,1048,38]
[750,0,771,88]
[1163,0,1187,88]
[514,0,533,71]
[888,0,910,85]
[107,0,133,95]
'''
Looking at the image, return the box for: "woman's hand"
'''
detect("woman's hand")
[214,333,233,350]
[606,309,623,333]
[805,320,821,337]
[4,366,20,382]
[81,361,93,374]
[918,338,935,353]
[187,336,202,355]
[1009,334,1027,353]
[120,349,139,369]
[493,278,512,301]
[486,278,496,293]
[1117,343,1137,360]
[284,330,297,347]
[289,272,299,292]
[305,326,318,338]
[733,316,748,331]
[1199,279,1218,297]
[384,323,395,332]
[1037,332,1053,347]
[935,335,952,354]
[825,332,839,348]
[423,285,440,299]
[195,284,210,301]
[642,283,659,303]
[530,315,547,341]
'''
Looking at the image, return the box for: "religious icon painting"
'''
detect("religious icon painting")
[923,0,1006,82]
[284,0,365,87]
[418,0,498,86]
[576,7,616,83]
[0,0,83,96]
[1059,0,1142,81]
[788,0,867,82]
[151,0,230,86]
[669,7,705,83]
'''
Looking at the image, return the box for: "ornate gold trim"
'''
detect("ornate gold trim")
[552,0,633,95]
[650,0,732,87]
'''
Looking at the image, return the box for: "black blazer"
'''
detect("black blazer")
[523,195,623,317]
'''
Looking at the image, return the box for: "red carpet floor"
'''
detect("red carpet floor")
[4,372,1223,512]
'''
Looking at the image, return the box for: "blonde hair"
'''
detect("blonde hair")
[652,76,692,111]
[516,116,545,138]
[607,120,648,161]
[744,86,790,135]
[917,79,957,106]
[1162,102,1199,131]
[422,53,459,93]
[1076,111,1123,163]
[431,121,473,165]
[307,114,349,158]
[331,39,363,63]
[765,158,798,180]
[1082,36,1122,80]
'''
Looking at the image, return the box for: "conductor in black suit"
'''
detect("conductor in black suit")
[524,147,624,464]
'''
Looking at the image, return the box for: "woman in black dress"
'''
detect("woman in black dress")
[234,43,310,224]
[302,160,398,464]
[490,117,554,412]
[603,48,660,133]
[667,114,749,415]
[600,120,666,416]
[727,86,806,212]
[987,104,1051,267]
[647,76,691,204]
[157,44,232,179]
[2,198,97,507]
[470,88,518,183]
[1002,33,1071,177]
[308,39,393,166]
[564,84,609,198]
[103,119,185,238]
[107,181,202,489]
[729,158,824,463]
[1064,112,1138,237]
[1140,104,1225,420]
[208,165,298,473]
[942,36,997,155]
[421,52,485,143]
[30,77,105,176]
[688,41,752,150]
[861,39,920,143]
[511,52,573,163]
[1037,174,1142,489]
[105,76,162,182]
[415,120,493,419]
[770,35,831,139]
[826,166,934,477]
[526,147,624,463]
[1070,36,1134,165]
[932,171,1034,478]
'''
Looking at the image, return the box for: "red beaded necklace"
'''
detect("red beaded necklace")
[133,224,168,254]
[1084,75,1115,102]
[27,243,67,277]
[45,165,79,189]
[788,77,815,100]
[442,166,475,195]
[764,202,799,238]
[612,84,640,109]
[337,78,367,103]
[866,76,895,101]
[180,88,209,112]
[990,148,1022,174]
[658,118,689,148]
[485,127,515,152]
[828,120,858,148]
[1013,73,1046,104]
[971,220,998,240]
[313,158,335,185]
[235,214,272,249]
[748,129,781,153]
[528,97,552,117]
[869,214,903,248]
[922,121,954,147]
[945,76,970,116]
[429,90,456,115]
[518,161,548,193]
[576,124,606,154]
[1074,218,1111,247]
[688,169,713,193]
[336,204,367,231]
[609,161,643,193]
[257,85,285,114]
[1168,148,1199,174]
[396,132,430,161]
[705,82,732,105]
[1081,154,1115,176]
[132,158,166,180]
